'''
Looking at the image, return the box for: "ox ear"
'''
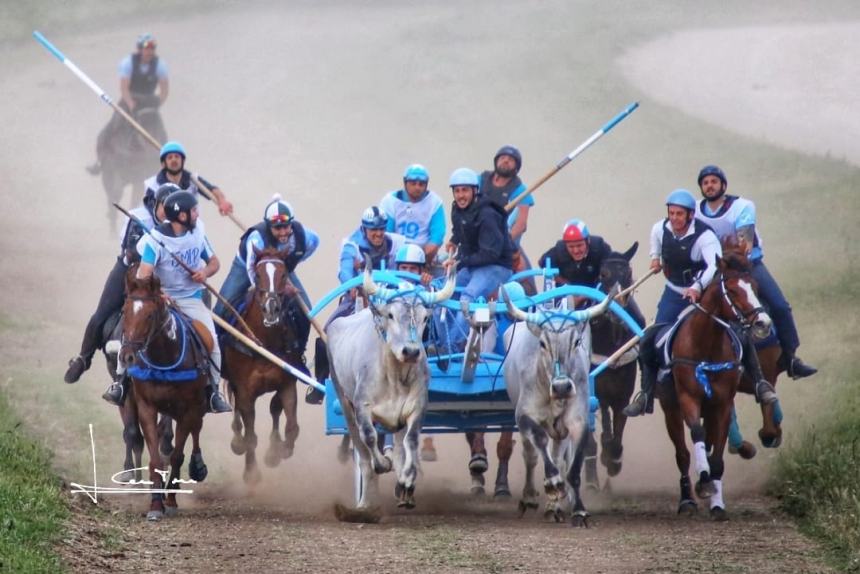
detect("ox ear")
[622,241,638,261]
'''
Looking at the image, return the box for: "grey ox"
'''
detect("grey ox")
[327,268,455,521]
[502,287,616,527]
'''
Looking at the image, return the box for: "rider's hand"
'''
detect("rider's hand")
[191,270,208,283]
[420,271,433,286]
[649,259,662,274]
[683,287,701,303]
[218,199,234,216]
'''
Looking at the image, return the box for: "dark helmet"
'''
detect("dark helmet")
[361,205,388,230]
[144,182,182,212]
[697,164,728,198]
[493,145,522,173]
[164,190,198,225]
[136,33,156,51]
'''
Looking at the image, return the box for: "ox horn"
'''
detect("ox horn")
[568,284,619,322]
[501,285,530,323]
[363,265,379,296]
[419,270,457,305]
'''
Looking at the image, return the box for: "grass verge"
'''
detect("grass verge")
[0,388,69,573]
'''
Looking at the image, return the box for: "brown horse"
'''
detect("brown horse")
[659,248,772,520]
[585,242,643,491]
[223,247,301,485]
[120,273,209,521]
[465,431,514,497]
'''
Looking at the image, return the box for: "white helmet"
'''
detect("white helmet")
[395,244,426,266]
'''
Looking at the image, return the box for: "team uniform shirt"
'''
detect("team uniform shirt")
[137,220,215,299]
[338,228,407,284]
[119,55,168,82]
[649,219,721,295]
[143,169,216,202]
[695,195,763,260]
[241,227,320,285]
[380,189,446,247]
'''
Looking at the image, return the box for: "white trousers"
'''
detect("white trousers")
[173,296,221,383]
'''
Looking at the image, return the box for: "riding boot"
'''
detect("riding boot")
[623,357,657,418]
[102,375,128,406]
[742,334,778,405]
[64,354,91,384]
[206,377,232,413]
[780,351,818,380]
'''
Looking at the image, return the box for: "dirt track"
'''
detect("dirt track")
[2,1,857,572]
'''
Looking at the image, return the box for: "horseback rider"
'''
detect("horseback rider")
[623,189,778,418]
[143,141,234,217]
[88,34,169,175]
[134,190,232,413]
[480,146,535,291]
[444,167,515,351]
[214,195,319,371]
[695,164,817,380]
[380,164,446,270]
[64,183,177,402]
[538,218,647,327]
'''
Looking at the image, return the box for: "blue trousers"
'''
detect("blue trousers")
[213,257,251,321]
[655,286,690,325]
[751,260,799,353]
[448,265,512,350]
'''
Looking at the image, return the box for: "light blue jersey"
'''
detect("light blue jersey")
[695,195,763,260]
[380,189,446,247]
[338,228,407,284]
[137,220,215,299]
[242,228,320,285]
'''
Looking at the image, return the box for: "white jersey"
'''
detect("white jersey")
[695,195,764,259]
[379,189,445,246]
[143,171,208,198]
[136,219,215,299]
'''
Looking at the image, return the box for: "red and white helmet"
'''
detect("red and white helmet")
[562,219,590,242]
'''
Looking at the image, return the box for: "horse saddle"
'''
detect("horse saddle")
[655,306,744,379]
[191,320,214,354]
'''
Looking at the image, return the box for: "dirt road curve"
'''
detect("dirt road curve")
[2,1,855,572]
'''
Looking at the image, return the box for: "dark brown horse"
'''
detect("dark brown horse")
[465,431,514,497]
[584,242,643,491]
[659,248,772,520]
[120,273,209,521]
[223,247,301,485]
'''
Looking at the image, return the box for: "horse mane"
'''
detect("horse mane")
[256,246,284,260]
[719,237,751,273]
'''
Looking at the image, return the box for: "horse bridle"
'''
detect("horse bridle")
[255,257,288,327]
[695,271,763,329]
[122,294,170,354]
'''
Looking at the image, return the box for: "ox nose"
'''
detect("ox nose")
[551,377,574,398]
[402,346,421,362]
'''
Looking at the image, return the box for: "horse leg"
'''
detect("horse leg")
[663,397,696,515]
[607,385,631,477]
[137,399,165,521]
[493,431,514,498]
[230,405,246,455]
[164,423,190,516]
[676,391,715,500]
[465,431,487,495]
[394,412,422,509]
[265,392,284,467]
[237,393,261,486]
[518,435,540,516]
[706,400,732,521]
[280,379,300,460]
[728,408,757,460]
[584,428,600,492]
[157,415,174,461]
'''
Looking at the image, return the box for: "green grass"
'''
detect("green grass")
[0,389,69,573]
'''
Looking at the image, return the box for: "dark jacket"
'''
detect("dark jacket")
[539,236,612,287]
[450,197,514,270]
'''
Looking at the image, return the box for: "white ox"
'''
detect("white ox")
[502,287,616,527]
[327,268,455,520]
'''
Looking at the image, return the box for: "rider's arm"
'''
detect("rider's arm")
[300,229,321,262]
[735,203,757,253]
[156,59,169,105]
[338,242,359,284]
[118,56,134,109]
[136,236,158,279]
[649,220,664,272]
[692,231,722,292]
[244,231,264,285]
[509,204,530,243]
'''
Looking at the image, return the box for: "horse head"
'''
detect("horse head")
[504,286,617,398]
[363,266,455,363]
[253,246,290,328]
[709,245,772,339]
[120,272,166,367]
[597,242,637,326]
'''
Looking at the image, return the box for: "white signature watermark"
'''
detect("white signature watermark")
[70,424,196,504]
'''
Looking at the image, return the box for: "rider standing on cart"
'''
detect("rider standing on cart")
[88,34,169,176]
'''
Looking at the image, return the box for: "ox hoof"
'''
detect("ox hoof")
[570,510,590,528]
[606,459,622,477]
[759,429,782,449]
[518,499,539,517]
[230,436,246,456]
[544,508,566,523]
[710,506,729,521]
[146,510,164,522]
[677,499,698,516]
[334,503,382,524]
[164,506,179,518]
[695,477,717,499]
[394,482,416,508]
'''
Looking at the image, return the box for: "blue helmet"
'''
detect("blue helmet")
[361,206,388,230]
[395,244,426,267]
[403,164,429,183]
[665,189,697,211]
[494,145,522,173]
[159,141,186,162]
[449,167,480,189]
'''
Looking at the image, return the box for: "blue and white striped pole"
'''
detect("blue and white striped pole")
[504,101,640,212]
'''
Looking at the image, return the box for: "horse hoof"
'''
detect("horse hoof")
[281,445,294,460]
[606,460,622,477]
[230,437,246,456]
[759,430,782,449]
[570,511,590,528]
[494,486,512,499]
[114,469,136,483]
[264,448,281,468]
[710,506,729,522]
[677,500,698,516]
[164,506,179,518]
[695,479,717,500]
[468,453,489,474]
[146,510,163,522]
[737,441,757,459]
[517,500,539,517]
[334,503,382,524]
[188,453,208,483]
